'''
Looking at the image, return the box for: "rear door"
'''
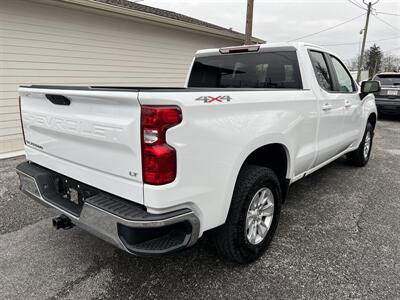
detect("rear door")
[308,50,346,166]
[19,86,143,203]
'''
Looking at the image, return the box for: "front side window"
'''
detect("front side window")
[188,51,302,89]
[330,56,356,92]
[309,51,332,91]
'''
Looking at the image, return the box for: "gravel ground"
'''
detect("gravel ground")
[1,117,399,300]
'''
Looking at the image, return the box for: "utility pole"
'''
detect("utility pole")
[357,1,380,82]
[372,57,378,76]
[245,0,254,45]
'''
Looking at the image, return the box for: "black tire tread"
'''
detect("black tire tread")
[347,122,374,167]
[214,165,281,264]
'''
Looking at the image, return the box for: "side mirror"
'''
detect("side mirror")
[360,80,381,100]
[361,80,381,94]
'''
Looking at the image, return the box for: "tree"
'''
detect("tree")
[364,44,383,78]
[346,44,400,75]
[382,54,400,73]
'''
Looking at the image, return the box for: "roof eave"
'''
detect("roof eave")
[52,0,264,44]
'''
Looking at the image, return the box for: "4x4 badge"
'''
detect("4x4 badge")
[195,96,232,103]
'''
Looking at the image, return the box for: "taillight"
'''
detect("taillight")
[141,105,182,185]
[19,96,26,145]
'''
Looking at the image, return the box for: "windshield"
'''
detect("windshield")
[373,74,400,86]
[188,51,302,89]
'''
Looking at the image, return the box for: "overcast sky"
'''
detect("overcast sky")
[142,0,400,61]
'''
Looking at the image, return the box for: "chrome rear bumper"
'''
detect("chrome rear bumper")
[16,161,200,255]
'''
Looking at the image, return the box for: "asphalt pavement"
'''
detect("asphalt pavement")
[1,116,399,300]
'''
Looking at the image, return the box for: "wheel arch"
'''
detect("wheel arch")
[368,112,377,129]
[218,141,292,228]
[238,143,291,202]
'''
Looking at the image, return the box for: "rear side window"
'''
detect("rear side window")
[188,51,302,89]
[309,51,332,91]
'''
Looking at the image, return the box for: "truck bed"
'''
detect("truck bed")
[21,85,304,92]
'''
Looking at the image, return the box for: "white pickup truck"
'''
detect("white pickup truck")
[17,42,380,263]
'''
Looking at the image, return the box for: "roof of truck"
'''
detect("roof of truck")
[195,42,332,57]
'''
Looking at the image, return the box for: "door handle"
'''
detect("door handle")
[344,100,352,108]
[322,103,333,111]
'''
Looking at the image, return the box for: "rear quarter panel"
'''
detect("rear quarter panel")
[139,89,318,234]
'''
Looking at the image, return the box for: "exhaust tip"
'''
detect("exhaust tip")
[52,215,74,230]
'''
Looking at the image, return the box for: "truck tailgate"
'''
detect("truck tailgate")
[18,87,143,204]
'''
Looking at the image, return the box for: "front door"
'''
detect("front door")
[328,55,363,147]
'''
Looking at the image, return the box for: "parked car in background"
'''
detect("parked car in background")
[16,43,380,263]
[373,72,400,114]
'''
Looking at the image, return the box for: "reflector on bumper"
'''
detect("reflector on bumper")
[18,172,41,199]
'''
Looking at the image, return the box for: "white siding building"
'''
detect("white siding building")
[0,0,263,158]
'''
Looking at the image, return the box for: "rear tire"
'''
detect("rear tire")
[213,165,282,264]
[346,122,374,167]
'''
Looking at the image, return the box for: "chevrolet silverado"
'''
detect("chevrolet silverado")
[16,42,380,263]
